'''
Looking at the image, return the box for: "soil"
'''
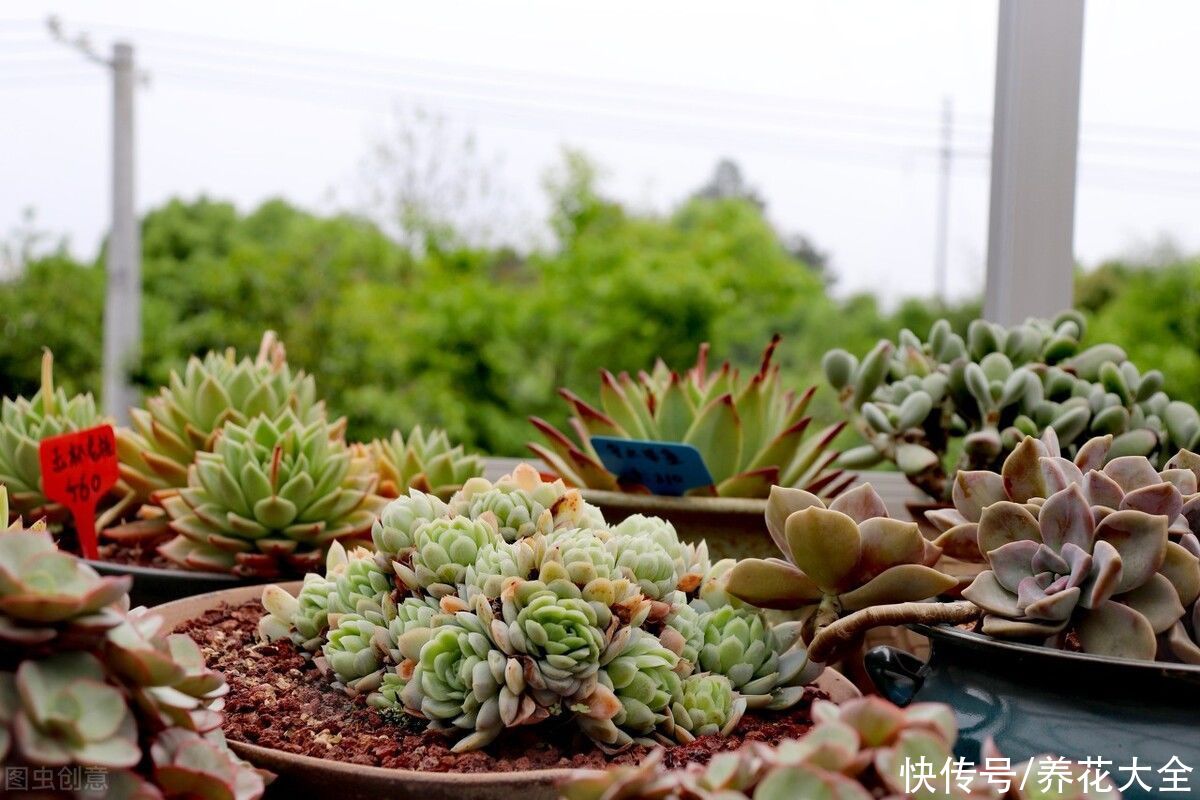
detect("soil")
[176,601,826,773]
[97,536,176,569]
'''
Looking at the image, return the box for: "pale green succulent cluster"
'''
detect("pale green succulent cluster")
[0,351,106,524]
[158,411,387,577]
[259,465,824,753]
[0,503,264,799]
[824,311,1200,501]
[529,336,851,499]
[362,425,484,501]
[562,696,1118,800]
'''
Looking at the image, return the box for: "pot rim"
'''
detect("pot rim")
[87,559,254,584]
[154,582,861,785]
[916,622,1200,676]
[580,489,766,515]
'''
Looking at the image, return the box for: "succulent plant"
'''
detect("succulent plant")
[725,484,955,642]
[450,463,606,542]
[115,331,329,510]
[360,425,484,500]
[562,696,1121,800]
[0,521,263,798]
[825,312,1200,501]
[669,672,744,741]
[370,488,450,564]
[396,514,502,597]
[0,351,107,524]
[260,464,825,754]
[158,412,386,577]
[529,337,851,499]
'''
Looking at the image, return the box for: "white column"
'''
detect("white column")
[103,41,140,422]
[984,0,1085,325]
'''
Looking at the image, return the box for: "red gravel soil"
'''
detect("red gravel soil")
[176,601,826,773]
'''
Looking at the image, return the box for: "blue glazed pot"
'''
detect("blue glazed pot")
[867,625,1200,800]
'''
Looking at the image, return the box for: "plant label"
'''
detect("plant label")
[590,436,714,496]
[38,424,119,560]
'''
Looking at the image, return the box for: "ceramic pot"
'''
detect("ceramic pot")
[87,559,263,607]
[866,624,1200,800]
[156,583,861,800]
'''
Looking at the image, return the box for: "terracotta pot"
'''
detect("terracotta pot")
[581,489,772,561]
[157,583,861,800]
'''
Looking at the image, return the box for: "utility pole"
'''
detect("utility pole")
[48,17,146,422]
[933,96,952,303]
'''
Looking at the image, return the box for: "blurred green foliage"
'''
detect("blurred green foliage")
[1,153,1195,458]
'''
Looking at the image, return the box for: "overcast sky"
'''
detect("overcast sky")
[3,1,1199,301]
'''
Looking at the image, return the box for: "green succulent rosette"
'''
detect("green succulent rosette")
[370,489,450,564]
[396,514,502,597]
[669,672,744,741]
[365,426,484,501]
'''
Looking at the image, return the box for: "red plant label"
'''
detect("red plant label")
[38,424,119,559]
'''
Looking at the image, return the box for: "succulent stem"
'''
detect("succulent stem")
[807,600,980,665]
[41,348,55,416]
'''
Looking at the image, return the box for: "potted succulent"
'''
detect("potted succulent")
[2,335,484,605]
[561,695,1123,800]
[528,336,850,559]
[0,486,267,799]
[740,434,1200,800]
[153,465,859,798]
[821,313,1200,532]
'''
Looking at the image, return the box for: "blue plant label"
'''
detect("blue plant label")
[590,436,714,496]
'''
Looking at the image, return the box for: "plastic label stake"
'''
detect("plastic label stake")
[590,436,714,497]
[38,424,119,559]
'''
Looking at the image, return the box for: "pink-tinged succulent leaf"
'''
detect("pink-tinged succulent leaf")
[1078,539,1124,610]
[1073,434,1113,473]
[1158,468,1199,495]
[1167,621,1200,665]
[558,389,628,439]
[925,507,969,534]
[1057,543,1094,589]
[903,703,958,746]
[1015,572,1053,611]
[986,540,1039,594]
[951,471,1008,524]
[599,369,649,440]
[978,501,1042,556]
[840,564,958,611]
[932,523,983,562]
[1093,509,1168,595]
[1166,448,1200,484]
[784,507,861,593]
[1002,437,1048,503]
[1024,585,1080,621]
[682,393,742,485]
[1121,572,1185,633]
[981,614,1068,638]
[855,518,925,578]
[1103,456,1162,494]
[1030,543,1069,576]
[1040,456,1084,495]
[715,467,779,499]
[874,729,953,797]
[1159,539,1200,607]
[773,720,860,772]
[745,417,812,474]
[1077,600,1158,661]
[756,764,873,800]
[962,571,1023,617]
[1083,470,1125,510]
[1038,485,1095,553]
[1120,482,1183,525]
[827,483,889,524]
[836,697,905,747]
[765,486,825,559]
[724,558,823,610]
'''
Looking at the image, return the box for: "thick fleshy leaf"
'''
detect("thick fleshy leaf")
[981,615,1067,639]
[1158,468,1198,495]
[1037,484,1094,553]
[1079,539,1123,609]
[1094,509,1168,595]
[952,470,1008,523]
[1039,457,1084,494]
[1002,437,1047,503]
[784,507,861,593]
[977,502,1041,556]
[724,558,822,610]
[1084,471,1125,510]
[683,394,742,485]
[856,518,924,577]
[1121,482,1183,524]
[1104,456,1161,493]
[1160,540,1200,607]
[827,483,888,523]
[961,571,1022,617]
[1073,434,1113,473]
[988,540,1039,594]
[924,507,969,534]
[838,564,958,611]
[932,523,982,561]
[1167,621,1200,665]
[1058,543,1093,589]
[1077,601,1158,661]
[1024,585,1080,621]
[1122,573,1185,633]
[765,486,824,559]
[837,698,904,747]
